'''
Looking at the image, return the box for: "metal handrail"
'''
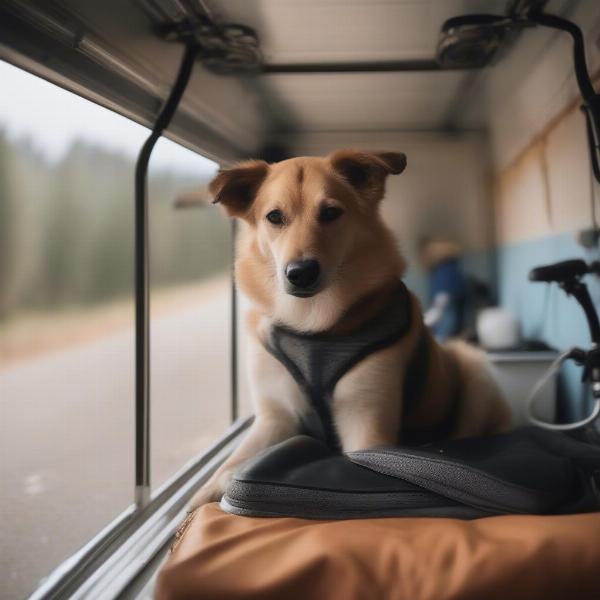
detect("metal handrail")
[230,219,239,423]
[133,42,198,507]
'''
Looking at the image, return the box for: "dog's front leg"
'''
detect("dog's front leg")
[333,344,404,452]
[188,335,304,510]
[187,411,297,509]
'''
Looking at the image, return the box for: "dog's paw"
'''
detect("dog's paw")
[187,471,232,512]
[187,485,222,512]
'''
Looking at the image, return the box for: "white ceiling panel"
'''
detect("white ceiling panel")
[4,0,523,150]
[213,0,510,133]
[217,0,508,63]
[263,71,467,131]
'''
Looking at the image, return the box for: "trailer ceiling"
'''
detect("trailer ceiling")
[0,0,571,159]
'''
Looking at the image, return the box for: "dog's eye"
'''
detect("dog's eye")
[266,209,285,225]
[319,205,344,223]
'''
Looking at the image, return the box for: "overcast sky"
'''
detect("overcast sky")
[0,60,218,178]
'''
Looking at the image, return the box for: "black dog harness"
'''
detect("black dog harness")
[263,281,431,448]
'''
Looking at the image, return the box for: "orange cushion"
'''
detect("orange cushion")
[156,504,600,600]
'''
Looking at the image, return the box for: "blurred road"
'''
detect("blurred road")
[0,281,245,600]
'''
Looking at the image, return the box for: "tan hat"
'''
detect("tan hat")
[419,239,462,270]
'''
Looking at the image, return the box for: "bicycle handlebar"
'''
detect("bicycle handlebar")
[529,258,600,346]
[529,259,592,283]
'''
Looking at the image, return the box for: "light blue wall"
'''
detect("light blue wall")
[404,250,496,310]
[496,233,600,419]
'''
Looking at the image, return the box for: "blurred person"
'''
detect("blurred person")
[420,237,467,340]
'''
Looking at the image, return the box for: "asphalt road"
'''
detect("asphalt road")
[0,285,245,600]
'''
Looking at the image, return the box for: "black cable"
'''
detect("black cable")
[562,280,600,344]
[530,12,600,185]
[529,13,595,102]
[134,43,198,501]
[590,145,599,231]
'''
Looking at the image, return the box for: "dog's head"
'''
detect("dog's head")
[210,149,406,306]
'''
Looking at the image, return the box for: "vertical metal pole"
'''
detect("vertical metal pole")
[134,44,197,508]
[134,145,151,508]
[230,219,239,423]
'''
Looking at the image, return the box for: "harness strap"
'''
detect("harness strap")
[264,282,419,448]
[401,350,461,445]
[266,326,338,447]
[402,328,430,417]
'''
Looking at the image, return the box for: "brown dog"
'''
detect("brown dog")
[189,149,510,509]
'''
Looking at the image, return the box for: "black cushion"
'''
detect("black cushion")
[221,427,600,520]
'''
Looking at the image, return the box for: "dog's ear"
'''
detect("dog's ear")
[329,150,406,204]
[209,160,269,218]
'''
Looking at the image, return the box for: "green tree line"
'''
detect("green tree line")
[0,131,230,320]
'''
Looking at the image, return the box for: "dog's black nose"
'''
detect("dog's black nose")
[285,259,320,290]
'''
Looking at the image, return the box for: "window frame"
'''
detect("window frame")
[28,419,251,600]
[0,5,250,597]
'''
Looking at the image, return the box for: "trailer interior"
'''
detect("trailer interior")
[1,0,600,598]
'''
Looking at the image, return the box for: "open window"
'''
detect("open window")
[0,59,246,599]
